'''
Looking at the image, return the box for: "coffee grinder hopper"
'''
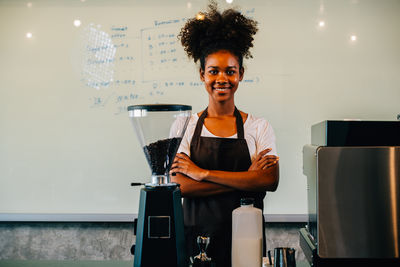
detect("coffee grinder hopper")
[128,104,192,185]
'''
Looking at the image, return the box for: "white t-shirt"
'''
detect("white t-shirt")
[171,113,277,162]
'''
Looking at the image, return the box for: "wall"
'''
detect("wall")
[0,222,306,261]
[1,0,400,221]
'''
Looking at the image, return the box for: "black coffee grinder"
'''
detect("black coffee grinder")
[128,104,192,267]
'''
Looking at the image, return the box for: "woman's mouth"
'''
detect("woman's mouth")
[214,88,231,92]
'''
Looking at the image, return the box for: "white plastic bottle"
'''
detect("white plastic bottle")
[232,198,263,267]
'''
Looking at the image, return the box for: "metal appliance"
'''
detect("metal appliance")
[301,120,400,266]
[128,104,192,267]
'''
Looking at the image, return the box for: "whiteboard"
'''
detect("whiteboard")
[1,0,399,221]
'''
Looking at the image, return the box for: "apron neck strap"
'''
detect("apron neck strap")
[233,107,245,139]
[193,106,245,139]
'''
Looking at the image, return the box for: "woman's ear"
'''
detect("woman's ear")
[199,68,205,81]
[239,67,244,81]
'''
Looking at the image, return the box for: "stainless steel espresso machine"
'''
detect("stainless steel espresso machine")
[128,104,192,267]
[301,120,400,266]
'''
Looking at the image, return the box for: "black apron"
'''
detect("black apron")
[183,107,266,267]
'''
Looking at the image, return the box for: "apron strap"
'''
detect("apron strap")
[190,107,208,149]
[233,107,245,139]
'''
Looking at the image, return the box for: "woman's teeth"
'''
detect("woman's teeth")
[215,88,230,92]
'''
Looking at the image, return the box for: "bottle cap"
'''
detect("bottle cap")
[240,197,254,206]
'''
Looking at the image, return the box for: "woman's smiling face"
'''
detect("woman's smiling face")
[200,50,244,104]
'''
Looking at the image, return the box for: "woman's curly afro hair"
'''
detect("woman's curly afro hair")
[178,1,258,69]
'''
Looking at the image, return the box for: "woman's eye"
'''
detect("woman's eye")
[227,70,235,75]
[209,70,218,75]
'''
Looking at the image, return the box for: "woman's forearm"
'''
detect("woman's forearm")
[204,163,279,192]
[171,173,234,197]
[170,152,279,194]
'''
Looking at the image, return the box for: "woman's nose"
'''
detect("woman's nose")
[216,72,228,83]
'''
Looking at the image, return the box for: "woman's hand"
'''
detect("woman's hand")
[170,153,208,182]
[248,148,279,171]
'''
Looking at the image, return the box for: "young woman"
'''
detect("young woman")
[170,3,279,266]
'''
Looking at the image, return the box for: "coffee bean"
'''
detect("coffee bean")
[143,137,182,175]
